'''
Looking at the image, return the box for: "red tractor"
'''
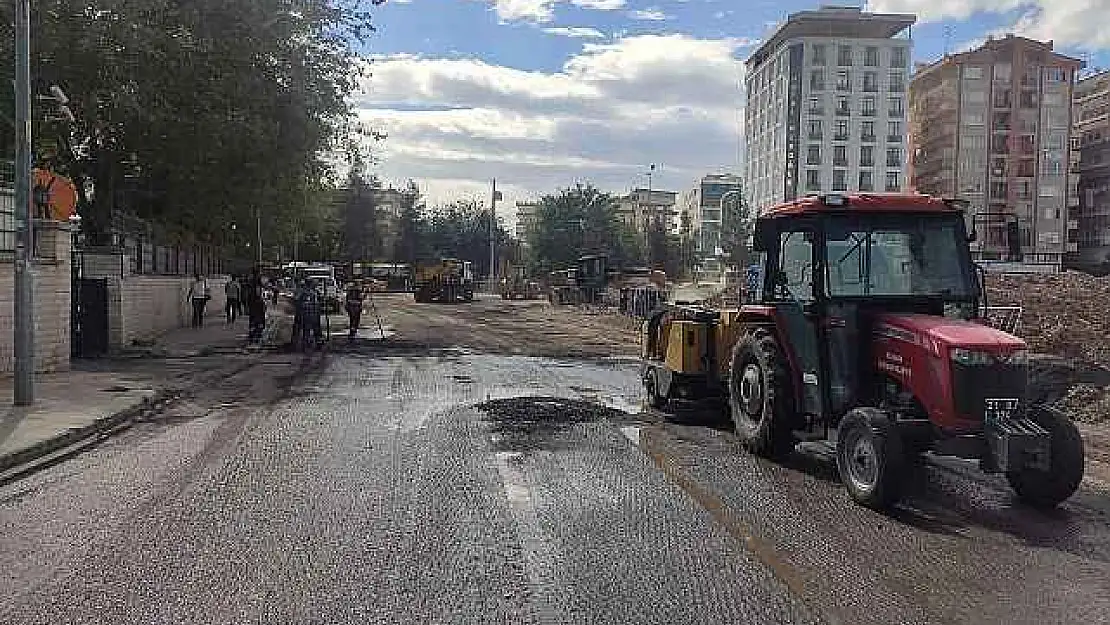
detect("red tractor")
[642,193,1084,509]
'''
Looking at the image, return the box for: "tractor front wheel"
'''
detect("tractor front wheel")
[727,329,797,459]
[836,407,905,510]
[644,368,668,410]
[1007,406,1085,509]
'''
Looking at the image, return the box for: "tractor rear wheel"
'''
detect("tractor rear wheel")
[1006,406,1085,509]
[836,407,905,510]
[727,328,797,460]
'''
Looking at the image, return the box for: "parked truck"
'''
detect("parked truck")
[414,258,475,303]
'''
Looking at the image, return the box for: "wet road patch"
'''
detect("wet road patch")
[478,397,629,453]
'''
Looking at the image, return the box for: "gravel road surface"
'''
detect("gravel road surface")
[2,294,1109,624]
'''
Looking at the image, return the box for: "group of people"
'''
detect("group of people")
[187,271,269,344]
[189,270,369,351]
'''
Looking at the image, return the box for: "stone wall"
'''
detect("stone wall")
[81,250,228,350]
[0,221,74,373]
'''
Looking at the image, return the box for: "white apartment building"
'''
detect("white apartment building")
[744,6,915,212]
[678,173,743,277]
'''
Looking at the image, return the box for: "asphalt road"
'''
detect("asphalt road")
[2,294,1110,624]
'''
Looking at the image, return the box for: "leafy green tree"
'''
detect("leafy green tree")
[528,184,633,274]
[0,0,383,253]
[422,199,509,277]
[393,179,426,265]
[341,167,382,261]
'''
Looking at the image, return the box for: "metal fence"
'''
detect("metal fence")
[0,160,14,253]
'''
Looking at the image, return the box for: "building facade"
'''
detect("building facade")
[515,201,539,246]
[678,173,743,277]
[909,35,1081,269]
[1072,69,1110,271]
[744,6,915,212]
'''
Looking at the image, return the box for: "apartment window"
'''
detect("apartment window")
[1045,67,1067,83]
[812,43,827,66]
[891,47,907,68]
[862,96,877,116]
[889,71,905,93]
[861,120,876,141]
[1016,180,1033,200]
[963,89,986,104]
[836,96,850,116]
[835,119,849,140]
[808,119,823,139]
[886,147,901,168]
[834,145,848,167]
[1022,66,1040,88]
[807,144,822,165]
[800,169,819,192]
[885,172,900,192]
[833,169,848,191]
[864,46,879,67]
[990,181,1008,200]
[860,145,874,167]
[837,70,852,91]
[994,63,1012,83]
[1017,158,1036,177]
[960,177,984,195]
[994,89,1012,108]
[838,45,853,66]
[888,121,902,142]
[888,97,904,116]
[964,66,984,80]
[810,69,825,91]
[858,170,874,191]
[809,96,824,115]
[1020,90,1038,108]
[1044,134,1065,150]
[863,71,878,92]
[963,110,986,126]
[1043,92,1064,107]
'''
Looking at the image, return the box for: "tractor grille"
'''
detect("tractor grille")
[951,361,1027,421]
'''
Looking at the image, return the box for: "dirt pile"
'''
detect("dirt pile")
[985,272,1110,368]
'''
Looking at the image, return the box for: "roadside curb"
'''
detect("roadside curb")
[0,357,263,485]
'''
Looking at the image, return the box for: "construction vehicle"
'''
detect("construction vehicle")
[548,254,609,305]
[641,193,1084,510]
[500,265,541,300]
[414,258,475,303]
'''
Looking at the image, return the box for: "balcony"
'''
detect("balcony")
[836,107,851,117]
[862,110,877,118]
[809,132,823,141]
[834,133,849,141]
[861,134,876,143]
[887,134,902,143]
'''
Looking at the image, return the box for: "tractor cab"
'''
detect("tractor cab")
[749,193,983,423]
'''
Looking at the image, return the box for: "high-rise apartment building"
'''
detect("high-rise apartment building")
[909,35,1081,269]
[744,6,914,212]
[515,201,539,246]
[677,173,743,277]
[1072,69,1110,271]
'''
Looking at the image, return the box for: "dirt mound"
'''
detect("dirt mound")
[985,271,1110,368]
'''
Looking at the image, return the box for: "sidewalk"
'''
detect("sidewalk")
[0,307,292,480]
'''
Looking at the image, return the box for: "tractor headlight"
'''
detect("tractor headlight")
[950,348,997,366]
[949,348,1029,367]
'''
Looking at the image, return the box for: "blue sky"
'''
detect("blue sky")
[358,0,1110,217]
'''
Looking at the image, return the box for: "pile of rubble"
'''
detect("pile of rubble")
[985,272,1110,368]
[986,271,1110,423]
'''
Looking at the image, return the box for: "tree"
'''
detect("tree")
[340,166,382,261]
[720,189,755,269]
[0,0,384,253]
[528,184,632,274]
[393,180,425,265]
[422,199,509,278]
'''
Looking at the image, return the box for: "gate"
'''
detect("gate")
[71,249,110,357]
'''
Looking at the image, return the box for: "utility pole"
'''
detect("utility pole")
[13,0,34,405]
[490,179,502,286]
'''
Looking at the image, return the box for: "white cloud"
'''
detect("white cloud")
[866,0,1110,48]
[543,26,607,38]
[571,0,626,9]
[628,8,669,21]
[483,0,625,23]
[358,34,746,218]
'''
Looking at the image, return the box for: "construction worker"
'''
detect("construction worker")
[345,282,364,340]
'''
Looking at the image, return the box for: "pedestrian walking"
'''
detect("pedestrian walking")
[294,279,323,350]
[188,274,210,328]
[345,282,364,340]
[225,276,241,324]
[246,269,267,344]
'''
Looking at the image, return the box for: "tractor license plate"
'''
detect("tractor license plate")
[984,398,1020,427]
